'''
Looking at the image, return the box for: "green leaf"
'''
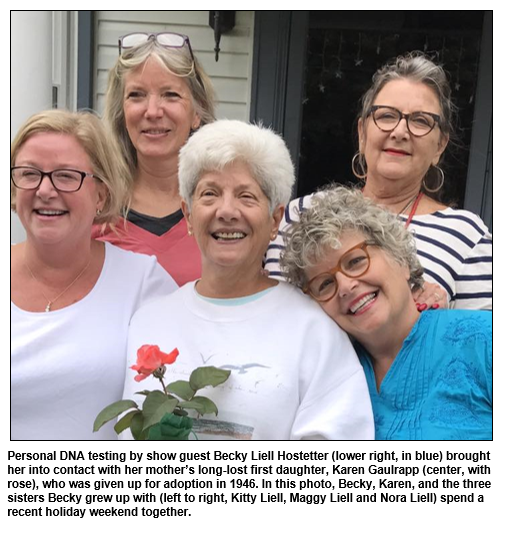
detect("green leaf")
[135,390,151,396]
[93,399,138,432]
[179,396,219,416]
[143,391,179,431]
[189,367,231,392]
[166,380,195,401]
[114,410,139,434]
[142,390,168,417]
[130,412,147,440]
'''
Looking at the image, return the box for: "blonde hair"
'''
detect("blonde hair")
[104,39,216,196]
[11,109,128,225]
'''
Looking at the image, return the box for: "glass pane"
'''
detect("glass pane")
[297,11,484,208]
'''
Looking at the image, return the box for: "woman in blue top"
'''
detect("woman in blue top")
[281,185,491,440]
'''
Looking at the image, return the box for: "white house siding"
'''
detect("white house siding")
[94,11,255,120]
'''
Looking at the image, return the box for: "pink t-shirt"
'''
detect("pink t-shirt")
[92,217,201,286]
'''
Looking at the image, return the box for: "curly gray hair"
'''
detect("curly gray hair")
[281,186,424,290]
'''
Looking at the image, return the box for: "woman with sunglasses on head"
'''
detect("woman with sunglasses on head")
[11,110,177,440]
[93,32,216,286]
[282,186,492,440]
[266,52,492,310]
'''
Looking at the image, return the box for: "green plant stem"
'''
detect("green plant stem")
[158,376,168,396]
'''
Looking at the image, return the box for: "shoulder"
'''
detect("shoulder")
[273,282,349,333]
[131,282,190,321]
[426,309,491,342]
[282,194,316,225]
[104,242,177,287]
[273,281,312,306]
[443,309,491,328]
[105,241,156,265]
[408,208,491,258]
[423,208,491,238]
[105,242,157,269]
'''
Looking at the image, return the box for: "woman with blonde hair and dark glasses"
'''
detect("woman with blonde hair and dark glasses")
[281,186,491,440]
[11,110,177,440]
[93,32,216,285]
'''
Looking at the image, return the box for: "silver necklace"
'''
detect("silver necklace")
[397,192,420,216]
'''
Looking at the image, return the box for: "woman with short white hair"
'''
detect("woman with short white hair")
[123,120,374,440]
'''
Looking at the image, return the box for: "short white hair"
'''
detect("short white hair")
[178,120,295,212]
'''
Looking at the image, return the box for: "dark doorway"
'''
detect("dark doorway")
[297,11,485,208]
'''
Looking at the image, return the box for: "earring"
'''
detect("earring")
[351,152,367,179]
[188,230,193,237]
[96,209,102,216]
[423,166,445,193]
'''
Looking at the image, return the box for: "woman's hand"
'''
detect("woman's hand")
[412,282,448,312]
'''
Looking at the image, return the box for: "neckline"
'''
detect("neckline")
[398,205,453,221]
[120,217,191,248]
[182,280,289,321]
[195,285,275,306]
[359,312,429,396]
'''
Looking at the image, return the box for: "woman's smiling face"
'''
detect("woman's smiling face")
[14,132,106,247]
[359,79,448,188]
[304,230,415,345]
[123,56,201,163]
[183,160,283,273]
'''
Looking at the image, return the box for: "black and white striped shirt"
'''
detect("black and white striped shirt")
[265,195,492,310]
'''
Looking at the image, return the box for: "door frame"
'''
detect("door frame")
[250,10,492,228]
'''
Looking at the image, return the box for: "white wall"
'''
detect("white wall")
[94,11,255,120]
[10,11,256,243]
[11,11,53,243]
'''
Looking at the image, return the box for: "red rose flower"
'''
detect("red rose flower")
[131,345,179,382]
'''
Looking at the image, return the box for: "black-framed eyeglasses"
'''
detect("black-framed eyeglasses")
[11,167,100,193]
[304,241,375,302]
[118,32,195,62]
[369,105,441,137]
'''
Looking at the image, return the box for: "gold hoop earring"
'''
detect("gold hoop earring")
[351,152,367,180]
[423,166,445,193]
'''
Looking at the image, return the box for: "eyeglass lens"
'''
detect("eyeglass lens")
[372,107,436,136]
[121,32,187,49]
[12,168,84,192]
[309,246,370,300]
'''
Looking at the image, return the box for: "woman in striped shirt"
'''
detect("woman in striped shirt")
[265,52,491,310]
